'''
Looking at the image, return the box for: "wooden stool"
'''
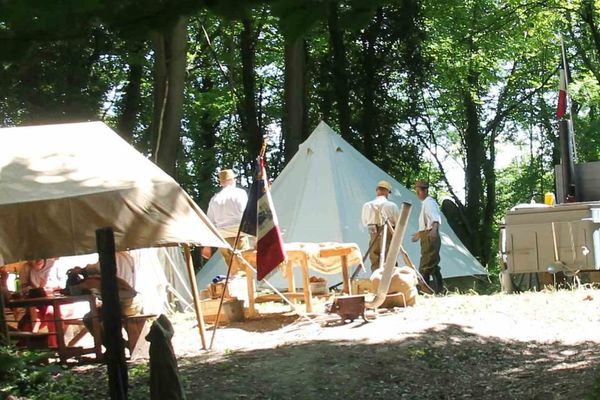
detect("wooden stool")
[122,314,157,359]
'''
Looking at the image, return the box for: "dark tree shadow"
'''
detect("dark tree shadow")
[73,323,600,400]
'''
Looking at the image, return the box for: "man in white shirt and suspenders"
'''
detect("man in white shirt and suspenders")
[411,180,444,294]
[361,180,400,272]
[203,169,250,273]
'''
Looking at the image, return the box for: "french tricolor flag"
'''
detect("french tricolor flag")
[240,156,286,280]
[556,67,567,119]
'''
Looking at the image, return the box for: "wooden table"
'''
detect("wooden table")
[239,246,355,314]
[6,294,102,363]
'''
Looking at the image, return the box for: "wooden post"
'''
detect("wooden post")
[0,287,9,346]
[299,254,313,313]
[286,261,295,295]
[319,247,354,295]
[341,255,350,295]
[243,254,257,318]
[183,245,207,350]
[96,227,128,400]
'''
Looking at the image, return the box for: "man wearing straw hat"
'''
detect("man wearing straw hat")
[361,180,400,272]
[203,169,250,272]
[411,180,444,294]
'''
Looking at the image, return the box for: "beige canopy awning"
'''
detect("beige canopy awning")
[0,121,228,264]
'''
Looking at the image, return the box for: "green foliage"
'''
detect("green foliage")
[0,346,78,400]
[271,0,328,40]
[588,364,600,400]
[3,0,600,272]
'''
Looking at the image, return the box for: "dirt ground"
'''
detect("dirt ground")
[73,288,600,399]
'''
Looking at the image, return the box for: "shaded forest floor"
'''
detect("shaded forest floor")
[72,288,600,399]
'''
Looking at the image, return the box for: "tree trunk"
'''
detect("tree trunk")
[239,17,262,163]
[463,70,484,261]
[282,35,308,163]
[327,1,352,141]
[581,0,600,73]
[482,144,496,267]
[116,46,144,143]
[358,10,383,161]
[197,74,218,209]
[151,16,188,179]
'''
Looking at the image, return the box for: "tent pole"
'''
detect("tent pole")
[97,227,128,400]
[183,245,207,350]
[163,249,194,299]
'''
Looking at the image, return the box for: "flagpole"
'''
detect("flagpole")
[209,137,269,349]
[209,136,312,349]
[209,229,242,349]
[560,34,578,162]
[208,136,267,350]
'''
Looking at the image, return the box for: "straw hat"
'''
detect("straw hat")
[218,169,236,181]
[415,180,429,189]
[377,180,392,192]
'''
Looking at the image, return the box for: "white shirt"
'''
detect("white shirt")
[418,196,442,231]
[84,251,136,288]
[207,185,248,237]
[361,196,400,226]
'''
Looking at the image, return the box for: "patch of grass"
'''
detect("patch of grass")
[0,346,80,400]
[588,367,600,400]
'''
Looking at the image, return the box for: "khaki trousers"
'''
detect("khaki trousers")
[368,226,393,272]
[418,230,441,274]
[219,236,251,275]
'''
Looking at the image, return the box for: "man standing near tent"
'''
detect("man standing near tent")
[361,180,400,272]
[203,169,250,272]
[411,180,444,294]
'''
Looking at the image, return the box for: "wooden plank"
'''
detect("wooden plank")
[254,292,330,303]
[243,255,257,317]
[67,327,88,347]
[286,261,296,294]
[52,299,67,363]
[300,255,313,313]
[341,255,350,295]
[319,247,353,258]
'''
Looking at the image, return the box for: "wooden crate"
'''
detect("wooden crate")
[201,298,244,324]
[352,278,372,294]
[208,282,230,299]
[309,280,328,295]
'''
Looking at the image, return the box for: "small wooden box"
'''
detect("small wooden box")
[208,282,230,299]
[201,298,244,324]
[201,298,228,323]
[199,288,211,300]
[352,279,372,294]
[309,281,328,295]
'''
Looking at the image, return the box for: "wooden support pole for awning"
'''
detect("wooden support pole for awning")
[0,286,9,346]
[183,245,207,350]
[97,227,128,400]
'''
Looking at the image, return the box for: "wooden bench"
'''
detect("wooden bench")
[61,313,158,360]
[8,331,55,349]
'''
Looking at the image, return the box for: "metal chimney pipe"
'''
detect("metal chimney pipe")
[559,120,577,202]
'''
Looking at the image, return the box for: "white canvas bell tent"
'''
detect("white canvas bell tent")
[197,121,487,290]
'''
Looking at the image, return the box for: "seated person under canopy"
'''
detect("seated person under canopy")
[69,251,142,339]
